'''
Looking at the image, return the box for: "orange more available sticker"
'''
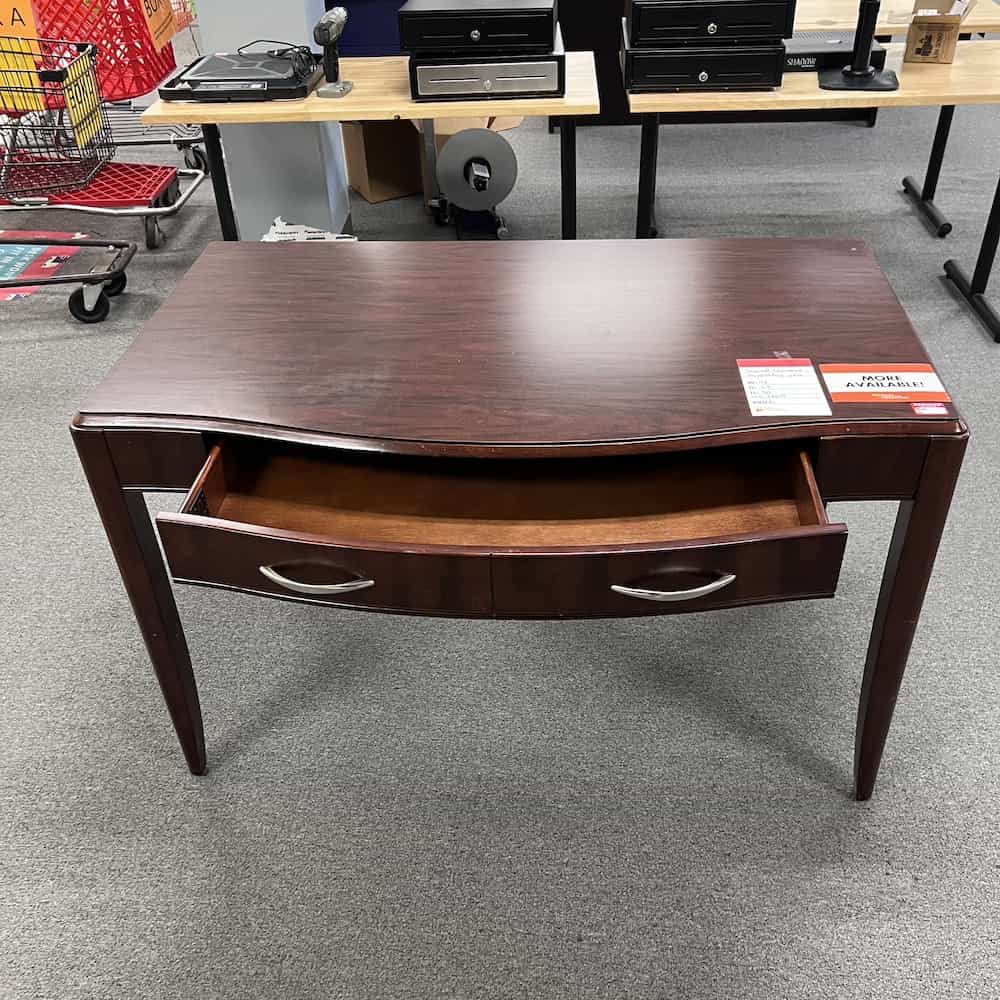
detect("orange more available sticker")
[819,363,951,404]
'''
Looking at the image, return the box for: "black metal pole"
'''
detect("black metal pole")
[636,115,659,240]
[560,116,577,240]
[971,173,1000,294]
[818,0,897,90]
[921,105,954,202]
[943,173,1000,342]
[902,105,956,237]
[201,124,239,241]
[847,0,880,77]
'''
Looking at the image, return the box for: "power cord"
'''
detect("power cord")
[235,39,317,77]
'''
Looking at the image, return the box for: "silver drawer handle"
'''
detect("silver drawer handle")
[611,572,736,603]
[259,565,375,595]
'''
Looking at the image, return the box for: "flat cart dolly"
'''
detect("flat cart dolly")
[0,161,206,249]
[0,235,135,322]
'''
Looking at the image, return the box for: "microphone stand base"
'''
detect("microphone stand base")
[818,67,899,91]
[316,80,354,99]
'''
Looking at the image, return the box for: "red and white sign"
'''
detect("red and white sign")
[819,363,950,404]
[737,358,831,417]
[912,401,950,416]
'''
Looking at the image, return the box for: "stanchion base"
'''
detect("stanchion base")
[902,176,954,237]
[818,67,899,91]
[944,259,1000,342]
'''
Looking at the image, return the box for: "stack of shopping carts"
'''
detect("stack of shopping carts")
[0,0,205,321]
[0,38,134,321]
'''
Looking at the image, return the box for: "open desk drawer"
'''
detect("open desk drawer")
[155,442,494,616]
[156,441,847,619]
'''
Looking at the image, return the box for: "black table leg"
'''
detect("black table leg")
[902,105,955,238]
[636,114,659,239]
[560,116,577,240]
[944,172,1000,342]
[201,124,239,242]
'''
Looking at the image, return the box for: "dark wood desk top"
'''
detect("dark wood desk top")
[78,239,964,456]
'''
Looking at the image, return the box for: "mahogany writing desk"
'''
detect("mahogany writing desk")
[72,239,967,799]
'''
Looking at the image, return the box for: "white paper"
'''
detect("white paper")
[737,359,832,417]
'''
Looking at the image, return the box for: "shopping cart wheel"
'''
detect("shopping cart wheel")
[184,146,209,174]
[144,217,165,250]
[104,273,128,297]
[68,287,111,324]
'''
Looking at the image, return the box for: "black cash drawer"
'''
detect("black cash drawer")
[624,42,785,91]
[627,0,796,44]
[398,0,558,54]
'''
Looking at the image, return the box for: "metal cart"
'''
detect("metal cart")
[0,235,136,322]
[0,36,206,248]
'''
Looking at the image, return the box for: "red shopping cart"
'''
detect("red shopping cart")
[0,35,205,250]
[31,0,176,103]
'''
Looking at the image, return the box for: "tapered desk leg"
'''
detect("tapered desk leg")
[944,173,1000,342]
[72,426,207,775]
[636,115,659,239]
[855,434,966,800]
[560,116,577,240]
[902,105,955,238]
[201,124,239,242]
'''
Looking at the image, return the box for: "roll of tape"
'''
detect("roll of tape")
[436,128,518,212]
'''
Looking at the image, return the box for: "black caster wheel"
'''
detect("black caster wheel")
[68,287,110,323]
[144,216,164,250]
[184,146,209,174]
[104,272,127,297]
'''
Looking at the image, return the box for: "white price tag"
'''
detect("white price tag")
[737,358,832,417]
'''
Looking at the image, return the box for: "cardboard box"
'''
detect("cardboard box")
[342,120,424,204]
[904,0,977,64]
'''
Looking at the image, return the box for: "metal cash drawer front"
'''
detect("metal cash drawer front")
[399,13,554,52]
[415,60,561,96]
[628,0,795,43]
[627,44,785,91]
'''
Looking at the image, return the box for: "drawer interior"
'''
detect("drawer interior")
[183,441,828,549]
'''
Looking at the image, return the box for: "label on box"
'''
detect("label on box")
[819,363,950,403]
[737,358,832,417]
[912,401,950,415]
[139,0,177,52]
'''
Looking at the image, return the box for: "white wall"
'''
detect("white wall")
[194,0,351,238]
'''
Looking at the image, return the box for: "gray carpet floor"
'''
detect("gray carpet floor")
[2,97,1000,999]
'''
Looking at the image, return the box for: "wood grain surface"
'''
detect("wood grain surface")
[795,0,1000,35]
[77,239,964,453]
[629,41,1000,113]
[181,440,825,548]
[141,51,599,126]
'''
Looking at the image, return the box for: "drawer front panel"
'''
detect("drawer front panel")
[815,437,927,500]
[415,59,561,96]
[400,13,555,52]
[157,515,493,616]
[626,45,785,91]
[492,529,847,618]
[631,0,794,42]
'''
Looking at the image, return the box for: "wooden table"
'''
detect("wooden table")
[631,41,1000,341]
[72,238,967,800]
[795,0,1000,35]
[558,0,1000,126]
[141,53,600,240]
